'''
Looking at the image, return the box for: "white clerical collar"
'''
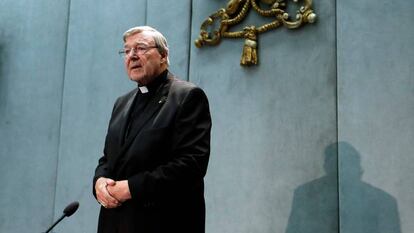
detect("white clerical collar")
[139,86,149,93]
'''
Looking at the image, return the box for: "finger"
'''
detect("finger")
[101,193,120,209]
[99,179,117,201]
[102,186,120,206]
[100,201,107,208]
[98,195,119,208]
[104,193,120,206]
[96,184,118,206]
[96,177,108,187]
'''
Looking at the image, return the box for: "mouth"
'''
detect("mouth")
[130,64,142,70]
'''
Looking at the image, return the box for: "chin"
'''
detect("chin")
[129,76,144,83]
[129,72,144,81]
[130,75,152,85]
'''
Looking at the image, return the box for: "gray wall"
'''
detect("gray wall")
[337,0,414,232]
[0,0,70,231]
[0,1,412,233]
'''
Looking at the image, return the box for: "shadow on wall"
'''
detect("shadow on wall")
[0,29,12,126]
[285,142,339,233]
[285,142,401,233]
[0,27,11,116]
[338,142,401,233]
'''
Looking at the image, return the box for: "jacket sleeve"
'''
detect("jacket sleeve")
[92,98,120,199]
[127,86,212,202]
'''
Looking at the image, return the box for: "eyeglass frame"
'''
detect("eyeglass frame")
[118,44,158,58]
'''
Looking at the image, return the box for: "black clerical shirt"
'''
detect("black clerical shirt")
[124,70,168,142]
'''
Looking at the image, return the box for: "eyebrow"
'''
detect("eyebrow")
[124,42,151,48]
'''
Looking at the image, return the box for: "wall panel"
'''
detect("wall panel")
[338,1,414,232]
[0,0,70,232]
[190,0,338,232]
[53,1,147,232]
[147,0,192,80]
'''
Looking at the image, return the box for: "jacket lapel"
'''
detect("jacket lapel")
[119,90,138,145]
[119,76,172,155]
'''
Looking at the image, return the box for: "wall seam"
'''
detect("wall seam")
[144,0,148,25]
[335,0,340,232]
[52,0,72,223]
[187,0,193,82]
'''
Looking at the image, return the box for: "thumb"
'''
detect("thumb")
[106,178,116,186]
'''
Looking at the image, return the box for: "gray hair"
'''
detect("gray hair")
[123,26,169,66]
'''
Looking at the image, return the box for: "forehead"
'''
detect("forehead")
[124,31,154,45]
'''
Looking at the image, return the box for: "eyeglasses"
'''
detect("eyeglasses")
[118,45,158,58]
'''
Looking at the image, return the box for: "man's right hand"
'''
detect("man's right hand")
[95,177,121,208]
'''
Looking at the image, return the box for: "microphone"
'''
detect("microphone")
[44,201,79,233]
[63,201,79,217]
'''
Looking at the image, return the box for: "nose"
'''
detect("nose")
[129,53,139,60]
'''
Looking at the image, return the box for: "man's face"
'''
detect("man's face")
[123,32,166,85]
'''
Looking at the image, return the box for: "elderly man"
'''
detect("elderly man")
[93,26,211,233]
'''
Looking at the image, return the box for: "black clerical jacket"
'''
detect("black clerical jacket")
[93,71,211,233]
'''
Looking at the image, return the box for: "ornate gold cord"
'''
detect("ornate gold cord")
[195,0,317,66]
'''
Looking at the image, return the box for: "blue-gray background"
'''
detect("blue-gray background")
[0,0,412,232]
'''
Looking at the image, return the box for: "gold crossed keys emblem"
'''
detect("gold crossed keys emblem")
[195,0,317,66]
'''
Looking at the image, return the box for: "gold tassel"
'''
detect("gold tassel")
[240,26,258,66]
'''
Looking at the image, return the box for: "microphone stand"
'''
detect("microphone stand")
[43,201,79,233]
[44,214,66,233]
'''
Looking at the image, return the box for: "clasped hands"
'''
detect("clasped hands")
[95,177,132,209]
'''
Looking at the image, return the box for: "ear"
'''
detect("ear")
[160,51,168,64]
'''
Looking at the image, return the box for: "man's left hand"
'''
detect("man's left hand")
[107,180,132,203]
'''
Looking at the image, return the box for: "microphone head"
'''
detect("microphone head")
[63,201,79,217]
